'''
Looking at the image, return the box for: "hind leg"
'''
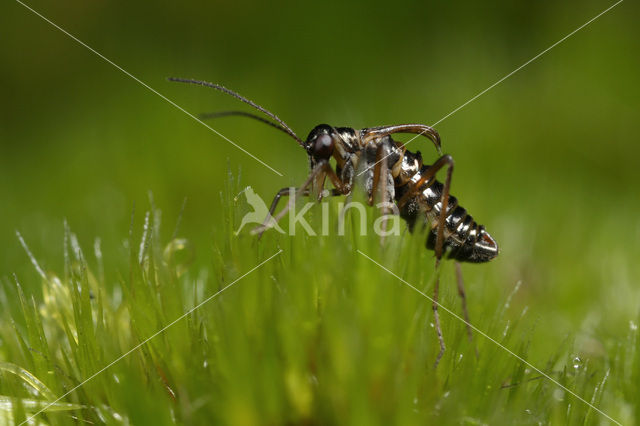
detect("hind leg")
[455,262,478,358]
[432,257,446,368]
[396,154,455,367]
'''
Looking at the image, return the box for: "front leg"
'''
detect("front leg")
[253,161,348,236]
[253,187,310,239]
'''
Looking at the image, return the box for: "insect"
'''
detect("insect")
[169,77,499,365]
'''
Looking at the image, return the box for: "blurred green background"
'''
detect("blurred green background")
[1,0,639,388]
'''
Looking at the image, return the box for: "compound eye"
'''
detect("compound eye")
[313,134,334,159]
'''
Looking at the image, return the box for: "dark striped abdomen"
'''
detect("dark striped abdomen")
[396,171,498,263]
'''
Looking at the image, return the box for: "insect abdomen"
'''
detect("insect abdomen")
[397,172,499,263]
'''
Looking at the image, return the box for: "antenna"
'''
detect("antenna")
[199,110,290,137]
[168,77,304,147]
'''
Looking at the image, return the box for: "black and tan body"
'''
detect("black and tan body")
[303,123,498,263]
[394,152,498,263]
[169,77,499,366]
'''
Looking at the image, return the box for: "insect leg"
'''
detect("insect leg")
[252,163,325,236]
[433,262,446,368]
[369,143,387,206]
[455,262,478,358]
[396,172,432,210]
[253,162,346,236]
[400,154,454,367]
[372,145,394,240]
[396,154,454,217]
[378,150,391,238]
[256,187,343,239]
[321,163,351,195]
[266,185,343,220]
[267,187,311,219]
[361,124,441,154]
[435,155,454,368]
[430,155,454,260]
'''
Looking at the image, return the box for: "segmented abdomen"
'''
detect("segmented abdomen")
[396,168,498,263]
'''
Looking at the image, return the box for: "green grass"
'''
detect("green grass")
[2,1,639,424]
[1,176,638,426]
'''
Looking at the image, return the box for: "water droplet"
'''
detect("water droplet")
[572,357,582,370]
